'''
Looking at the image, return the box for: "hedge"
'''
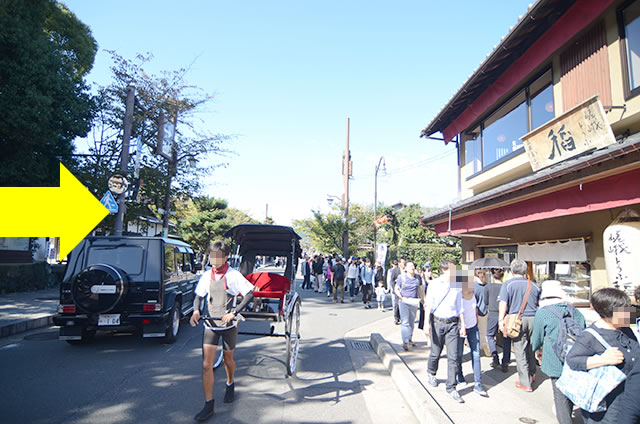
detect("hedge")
[0,263,60,294]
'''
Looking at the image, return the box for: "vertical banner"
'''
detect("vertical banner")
[376,243,388,267]
[604,208,640,297]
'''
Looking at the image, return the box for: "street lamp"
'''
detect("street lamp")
[327,194,341,207]
[373,156,386,265]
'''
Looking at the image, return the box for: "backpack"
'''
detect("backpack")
[545,305,583,363]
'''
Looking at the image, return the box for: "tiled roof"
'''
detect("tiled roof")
[421,0,575,139]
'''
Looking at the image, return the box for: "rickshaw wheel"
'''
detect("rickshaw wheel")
[285,298,301,376]
[213,345,224,369]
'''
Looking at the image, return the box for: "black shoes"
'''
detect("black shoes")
[194,384,233,421]
[194,400,214,422]
[224,382,235,403]
[491,353,500,368]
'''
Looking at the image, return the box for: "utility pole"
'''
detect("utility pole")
[161,148,177,237]
[373,157,385,266]
[161,112,178,238]
[114,85,135,236]
[342,118,352,260]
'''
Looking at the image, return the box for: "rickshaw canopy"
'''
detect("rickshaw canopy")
[224,224,302,260]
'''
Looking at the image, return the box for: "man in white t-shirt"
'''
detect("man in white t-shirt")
[190,241,255,422]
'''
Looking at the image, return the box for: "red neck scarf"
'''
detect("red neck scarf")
[211,263,230,281]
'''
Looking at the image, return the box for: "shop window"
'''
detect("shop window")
[483,92,527,167]
[481,245,518,264]
[621,1,640,97]
[530,70,555,130]
[464,68,553,175]
[533,262,591,302]
[465,127,482,174]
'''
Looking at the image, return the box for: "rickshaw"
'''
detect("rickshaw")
[205,224,302,376]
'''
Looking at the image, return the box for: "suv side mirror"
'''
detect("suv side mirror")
[182,264,192,273]
[195,262,202,271]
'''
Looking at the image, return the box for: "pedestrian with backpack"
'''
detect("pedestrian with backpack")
[532,280,586,424]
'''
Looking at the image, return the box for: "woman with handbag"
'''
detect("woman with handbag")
[565,288,640,423]
[395,261,425,351]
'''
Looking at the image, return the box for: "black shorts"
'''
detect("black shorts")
[203,326,238,351]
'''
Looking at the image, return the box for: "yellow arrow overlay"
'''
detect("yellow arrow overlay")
[0,163,109,259]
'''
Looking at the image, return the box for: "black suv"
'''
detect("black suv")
[53,236,200,344]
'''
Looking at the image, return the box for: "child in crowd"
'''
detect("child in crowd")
[375,280,390,311]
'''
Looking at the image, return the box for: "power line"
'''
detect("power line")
[352,149,455,180]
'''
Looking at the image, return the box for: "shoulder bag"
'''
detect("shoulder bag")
[556,328,627,413]
[504,279,532,338]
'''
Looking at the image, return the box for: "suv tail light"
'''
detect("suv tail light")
[58,305,76,313]
[143,303,162,312]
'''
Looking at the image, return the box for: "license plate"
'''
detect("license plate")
[98,314,120,326]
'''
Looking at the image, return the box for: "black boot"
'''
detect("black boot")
[491,353,500,368]
[224,382,235,403]
[194,400,214,422]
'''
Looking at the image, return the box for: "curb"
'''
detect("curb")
[0,315,55,338]
[370,333,454,424]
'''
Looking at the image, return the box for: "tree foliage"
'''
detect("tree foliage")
[74,52,231,232]
[293,201,461,267]
[226,208,259,227]
[178,196,231,256]
[0,0,96,186]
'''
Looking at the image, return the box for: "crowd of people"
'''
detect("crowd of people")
[301,253,640,423]
[301,254,387,307]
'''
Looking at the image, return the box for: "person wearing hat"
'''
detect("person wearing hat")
[531,280,586,424]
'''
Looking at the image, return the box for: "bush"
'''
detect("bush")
[0,263,59,293]
[386,244,461,271]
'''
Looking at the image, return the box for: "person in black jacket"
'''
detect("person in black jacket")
[301,256,311,289]
[617,285,640,424]
[565,288,640,424]
[616,358,640,424]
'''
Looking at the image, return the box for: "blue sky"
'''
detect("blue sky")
[64,0,534,225]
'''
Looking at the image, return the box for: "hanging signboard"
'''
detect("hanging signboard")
[156,111,177,160]
[520,95,616,172]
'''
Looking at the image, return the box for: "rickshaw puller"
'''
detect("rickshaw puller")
[190,241,255,422]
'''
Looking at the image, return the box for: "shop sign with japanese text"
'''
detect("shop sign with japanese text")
[521,96,616,172]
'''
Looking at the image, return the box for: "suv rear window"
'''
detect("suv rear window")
[86,246,144,275]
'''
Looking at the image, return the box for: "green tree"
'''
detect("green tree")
[292,204,374,257]
[226,208,259,227]
[178,196,231,256]
[0,0,97,186]
[294,202,461,267]
[74,52,230,232]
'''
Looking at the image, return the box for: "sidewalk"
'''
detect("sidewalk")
[0,287,59,338]
[347,313,565,424]
[3,287,573,423]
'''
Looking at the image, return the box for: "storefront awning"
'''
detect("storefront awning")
[517,238,587,262]
[430,167,640,236]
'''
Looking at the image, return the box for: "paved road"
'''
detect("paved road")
[0,284,390,424]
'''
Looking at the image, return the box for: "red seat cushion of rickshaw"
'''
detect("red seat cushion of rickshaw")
[245,272,290,299]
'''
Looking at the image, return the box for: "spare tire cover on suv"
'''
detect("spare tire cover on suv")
[72,264,127,314]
